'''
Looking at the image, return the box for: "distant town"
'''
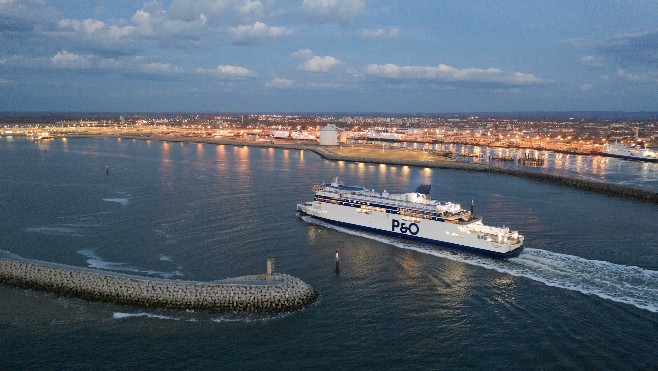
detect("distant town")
[2,113,657,156]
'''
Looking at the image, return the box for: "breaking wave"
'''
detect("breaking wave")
[78,249,183,279]
[103,198,130,206]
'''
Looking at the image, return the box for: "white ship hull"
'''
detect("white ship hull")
[273,130,317,141]
[603,143,658,162]
[296,179,523,258]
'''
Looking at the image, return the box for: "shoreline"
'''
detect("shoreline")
[28,134,658,203]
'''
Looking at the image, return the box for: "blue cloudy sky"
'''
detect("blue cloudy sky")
[1,0,657,113]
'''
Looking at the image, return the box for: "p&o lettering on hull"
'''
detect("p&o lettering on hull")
[392,219,419,236]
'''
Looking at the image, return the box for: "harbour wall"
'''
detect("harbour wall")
[0,255,318,314]
[311,148,658,204]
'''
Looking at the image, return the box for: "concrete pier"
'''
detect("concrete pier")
[0,254,318,314]
[311,148,658,203]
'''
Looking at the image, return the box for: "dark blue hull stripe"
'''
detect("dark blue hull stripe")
[603,153,658,163]
[299,211,523,258]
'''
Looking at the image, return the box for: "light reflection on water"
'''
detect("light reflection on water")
[378,141,658,191]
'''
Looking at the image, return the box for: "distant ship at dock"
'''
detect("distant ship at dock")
[603,142,658,163]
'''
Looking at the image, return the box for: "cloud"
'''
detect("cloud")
[131,3,206,41]
[597,29,658,64]
[292,49,342,72]
[365,63,545,86]
[361,27,398,40]
[131,9,157,36]
[165,0,265,23]
[140,62,183,74]
[51,51,93,69]
[45,52,185,77]
[617,69,658,83]
[579,55,602,68]
[56,18,137,53]
[568,28,658,65]
[168,0,231,22]
[217,64,255,77]
[6,51,187,79]
[303,56,341,72]
[236,0,265,18]
[291,49,314,59]
[0,0,58,33]
[580,84,593,91]
[301,0,365,24]
[266,77,295,88]
[58,18,105,35]
[305,82,348,90]
[229,21,293,45]
[197,64,256,79]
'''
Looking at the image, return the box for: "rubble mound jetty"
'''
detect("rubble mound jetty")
[0,252,318,314]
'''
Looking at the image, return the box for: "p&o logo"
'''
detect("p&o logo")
[391,219,419,235]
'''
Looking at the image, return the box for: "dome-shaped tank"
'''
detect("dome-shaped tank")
[319,124,338,146]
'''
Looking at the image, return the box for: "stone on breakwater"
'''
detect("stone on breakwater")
[0,256,318,314]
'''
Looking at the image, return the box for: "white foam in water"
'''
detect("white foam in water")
[212,310,299,323]
[26,226,83,236]
[78,249,183,279]
[301,216,658,313]
[112,312,291,323]
[113,312,195,321]
[103,198,130,206]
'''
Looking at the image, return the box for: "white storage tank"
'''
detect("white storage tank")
[338,131,348,144]
[319,125,338,146]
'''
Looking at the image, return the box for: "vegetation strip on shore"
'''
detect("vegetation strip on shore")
[0,253,318,314]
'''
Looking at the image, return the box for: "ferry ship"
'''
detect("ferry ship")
[366,131,404,142]
[603,142,658,162]
[297,178,524,258]
[273,130,317,141]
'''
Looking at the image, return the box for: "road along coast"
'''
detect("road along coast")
[0,251,318,314]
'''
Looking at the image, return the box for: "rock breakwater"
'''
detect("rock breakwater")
[0,254,318,314]
[311,148,658,203]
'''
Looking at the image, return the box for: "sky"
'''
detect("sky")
[1,0,658,113]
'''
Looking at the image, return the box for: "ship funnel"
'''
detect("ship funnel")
[415,184,431,196]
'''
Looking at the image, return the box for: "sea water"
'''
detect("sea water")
[0,137,656,370]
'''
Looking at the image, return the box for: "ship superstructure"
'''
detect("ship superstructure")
[297,178,524,258]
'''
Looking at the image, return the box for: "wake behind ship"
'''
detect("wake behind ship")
[297,178,524,258]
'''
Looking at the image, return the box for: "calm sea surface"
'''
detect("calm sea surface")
[1,137,657,370]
